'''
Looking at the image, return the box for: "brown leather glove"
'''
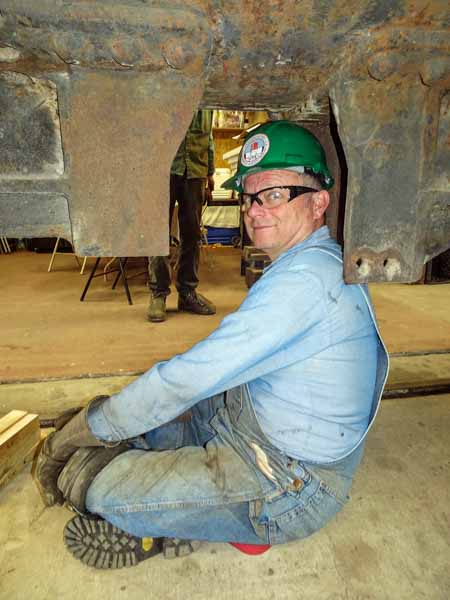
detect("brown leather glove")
[35,396,116,507]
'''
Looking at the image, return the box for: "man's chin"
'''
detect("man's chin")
[252,239,276,254]
[247,228,277,253]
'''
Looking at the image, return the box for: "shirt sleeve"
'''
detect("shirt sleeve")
[88,266,326,441]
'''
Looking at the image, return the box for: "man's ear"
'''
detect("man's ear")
[312,190,330,219]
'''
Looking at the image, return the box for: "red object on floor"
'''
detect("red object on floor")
[229,542,271,555]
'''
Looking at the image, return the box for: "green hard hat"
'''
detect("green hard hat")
[222,120,334,191]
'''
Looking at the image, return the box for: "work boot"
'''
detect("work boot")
[178,291,216,315]
[35,395,116,507]
[64,515,200,569]
[162,538,201,559]
[147,295,167,322]
[64,515,162,569]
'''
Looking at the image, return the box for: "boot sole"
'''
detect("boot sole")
[177,305,216,315]
[147,315,167,322]
[64,515,161,569]
[162,538,201,559]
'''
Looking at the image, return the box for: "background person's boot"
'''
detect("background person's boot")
[147,295,167,322]
[178,291,216,315]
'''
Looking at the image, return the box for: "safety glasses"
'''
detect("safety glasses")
[239,185,318,212]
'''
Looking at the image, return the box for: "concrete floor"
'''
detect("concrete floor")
[1,393,449,600]
[1,248,450,598]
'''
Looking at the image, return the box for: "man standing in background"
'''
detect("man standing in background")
[147,110,216,322]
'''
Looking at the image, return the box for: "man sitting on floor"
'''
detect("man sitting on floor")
[35,120,388,569]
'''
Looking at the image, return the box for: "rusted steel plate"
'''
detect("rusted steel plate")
[0,1,209,72]
[2,2,447,105]
[0,72,63,178]
[331,77,430,282]
[331,72,449,282]
[0,193,71,239]
[0,2,211,257]
[60,69,204,256]
[422,91,450,264]
[204,2,450,108]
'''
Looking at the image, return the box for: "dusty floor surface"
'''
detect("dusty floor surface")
[1,249,246,382]
[1,250,450,383]
[1,393,449,600]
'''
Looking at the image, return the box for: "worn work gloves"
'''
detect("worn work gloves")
[35,395,127,510]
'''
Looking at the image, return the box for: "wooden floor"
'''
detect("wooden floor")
[1,249,449,383]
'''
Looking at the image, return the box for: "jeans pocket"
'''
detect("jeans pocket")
[251,477,345,545]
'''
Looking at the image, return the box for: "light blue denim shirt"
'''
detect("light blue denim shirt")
[89,226,384,463]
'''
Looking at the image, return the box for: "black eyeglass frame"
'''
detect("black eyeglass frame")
[239,185,318,210]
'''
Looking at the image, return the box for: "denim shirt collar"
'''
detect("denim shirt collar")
[265,226,332,272]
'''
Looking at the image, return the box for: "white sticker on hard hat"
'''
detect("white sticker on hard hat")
[241,133,270,167]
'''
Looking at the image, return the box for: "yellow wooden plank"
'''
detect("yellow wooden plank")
[0,413,40,489]
[0,410,27,435]
[0,413,38,447]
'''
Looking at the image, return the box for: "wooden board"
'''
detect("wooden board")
[0,410,27,435]
[0,410,41,488]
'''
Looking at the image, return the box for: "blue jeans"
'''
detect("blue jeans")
[86,394,364,544]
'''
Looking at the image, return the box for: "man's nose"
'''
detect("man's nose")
[246,198,266,218]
